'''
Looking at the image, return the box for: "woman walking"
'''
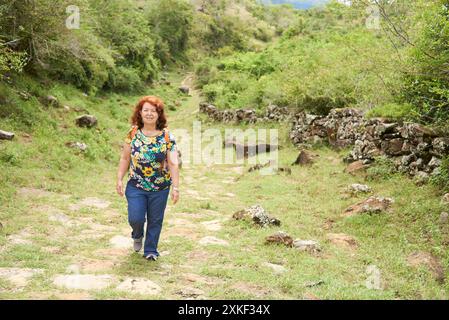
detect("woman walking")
[116,96,179,261]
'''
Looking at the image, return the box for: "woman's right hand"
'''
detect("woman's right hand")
[116,180,124,197]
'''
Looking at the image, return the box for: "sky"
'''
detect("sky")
[258,0,340,10]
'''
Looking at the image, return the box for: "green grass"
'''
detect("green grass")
[0,69,448,300]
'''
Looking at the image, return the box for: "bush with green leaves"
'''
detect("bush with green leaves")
[429,156,449,192]
[402,1,449,128]
[195,3,401,113]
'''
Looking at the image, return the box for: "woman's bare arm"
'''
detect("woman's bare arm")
[167,146,180,204]
[116,143,131,196]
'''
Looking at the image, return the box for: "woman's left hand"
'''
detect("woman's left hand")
[171,189,179,204]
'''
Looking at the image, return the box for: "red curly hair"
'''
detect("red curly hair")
[130,96,167,130]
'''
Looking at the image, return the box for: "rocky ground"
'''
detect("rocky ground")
[0,73,448,300]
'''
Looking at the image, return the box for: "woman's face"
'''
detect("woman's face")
[140,102,159,127]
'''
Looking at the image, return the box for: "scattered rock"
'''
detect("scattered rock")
[292,150,314,166]
[116,278,162,295]
[233,205,280,227]
[75,115,97,128]
[179,86,190,95]
[182,273,223,285]
[200,220,222,231]
[198,236,229,246]
[230,282,271,298]
[293,240,321,253]
[53,274,116,290]
[276,167,292,175]
[414,171,429,186]
[304,280,324,288]
[65,141,88,152]
[265,231,293,247]
[248,162,270,172]
[0,268,44,287]
[442,193,449,205]
[45,95,60,108]
[344,196,394,217]
[0,129,14,140]
[326,233,357,249]
[347,183,371,194]
[175,287,205,299]
[262,262,287,275]
[440,212,448,224]
[407,252,445,283]
[48,212,77,226]
[290,108,447,181]
[200,102,292,124]
[66,264,81,274]
[344,160,368,175]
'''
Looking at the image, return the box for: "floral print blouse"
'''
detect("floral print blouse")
[124,126,177,192]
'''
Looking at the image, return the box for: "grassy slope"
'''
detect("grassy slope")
[0,68,448,299]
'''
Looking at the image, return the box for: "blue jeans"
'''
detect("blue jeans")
[125,181,170,256]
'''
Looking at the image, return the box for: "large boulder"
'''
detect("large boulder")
[265,231,293,247]
[233,205,280,227]
[179,86,190,94]
[292,150,314,166]
[343,196,394,217]
[75,115,97,128]
[0,130,14,140]
[45,95,60,108]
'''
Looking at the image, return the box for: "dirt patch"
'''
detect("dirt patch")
[94,248,129,259]
[69,259,118,273]
[69,197,111,211]
[200,219,223,231]
[199,236,229,246]
[407,251,445,283]
[182,273,224,286]
[6,227,35,246]
[57,292,93,300]
[42,246,64,254]
[0,268,44,288]
[326,233,357,250]
[167,218,194,226]
[16,187,71,200]
[162,224,201,241]
[109,235,133,249]
[230,282,271,298]
[53,274,116,290]
[344,160,368,175]
[116,278,162,295]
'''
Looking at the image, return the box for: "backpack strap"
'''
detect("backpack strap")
[162,128,170,172]
[164,128,169,143]
[131,126,138,140]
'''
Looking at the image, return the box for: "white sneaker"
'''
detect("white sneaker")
[144,254,158,261]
